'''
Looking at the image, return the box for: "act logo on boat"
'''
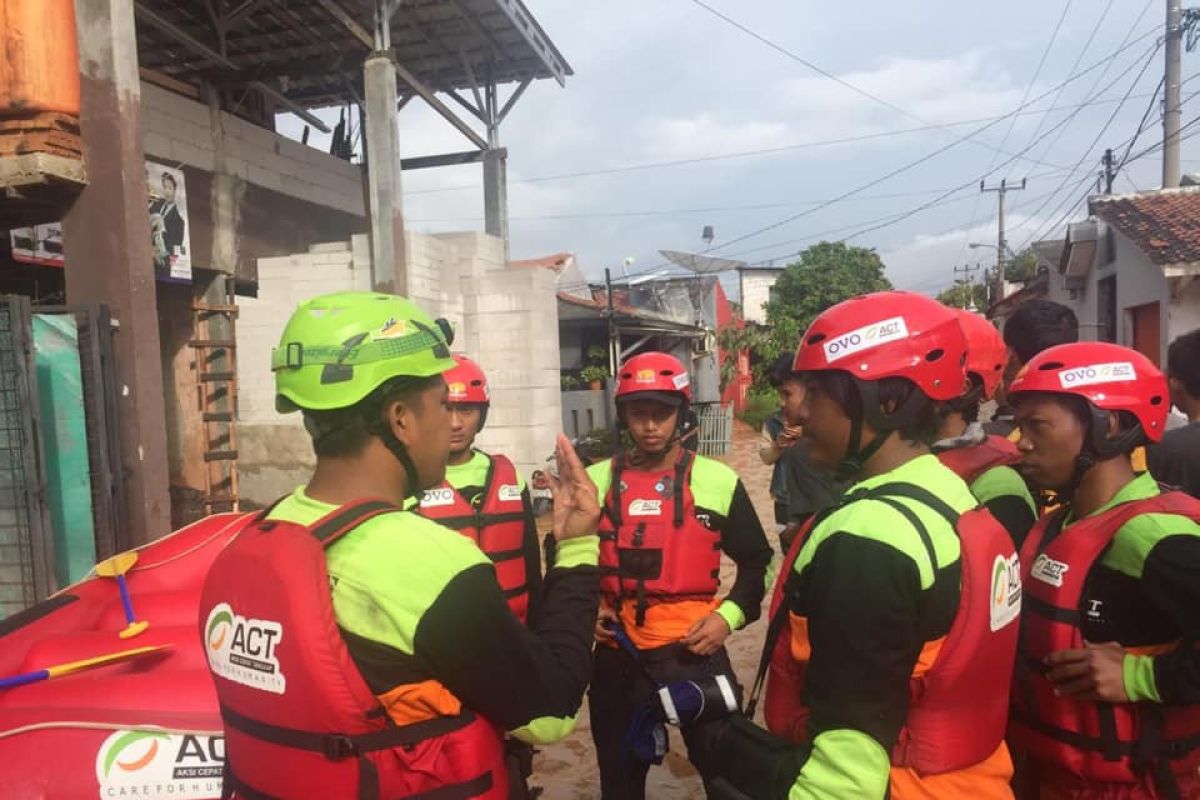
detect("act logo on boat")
[204,602,287,694]
[95,729,224,799]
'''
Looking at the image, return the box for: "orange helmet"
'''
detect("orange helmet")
[615,352,692,405]
[444,355,490,405]
[954,309,1007,401]
[1008,342,1169,448]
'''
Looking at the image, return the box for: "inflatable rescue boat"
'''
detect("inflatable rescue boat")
[0,512,252,799]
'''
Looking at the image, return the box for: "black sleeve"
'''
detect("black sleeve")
[414,559,600,730]
[718,480,773,625]
[1143,535,1200,705]
[983,494,1037,550]
[521,487,545,627]
[799,532,925,751]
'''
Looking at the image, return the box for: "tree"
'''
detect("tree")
[936,280,988,311]
[1004,248,1038,283]
[761,241,892,357]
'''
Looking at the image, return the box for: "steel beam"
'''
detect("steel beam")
[133,2,331,131]
[497,77,531,125]
[400,149,502,170]
[393,59,488,149]
[493,0,568,86]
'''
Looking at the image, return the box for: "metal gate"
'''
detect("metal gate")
[0,296,53,618]
[694,402,733,457]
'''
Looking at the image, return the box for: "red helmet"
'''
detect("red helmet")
[1008,341,1169,443]
[793,291,967,401]
[615,352,692,405]
[954,309,1007,401]
[444,355,489,405]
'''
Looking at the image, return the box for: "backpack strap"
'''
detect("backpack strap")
[674,450,693,528]
[309,500,398,549]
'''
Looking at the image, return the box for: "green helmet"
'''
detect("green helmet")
[272,291,455,413]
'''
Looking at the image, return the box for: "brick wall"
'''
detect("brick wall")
[140,84,364,216]
[235,232,563,503]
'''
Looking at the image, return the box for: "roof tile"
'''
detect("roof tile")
[1090,188,1200,266]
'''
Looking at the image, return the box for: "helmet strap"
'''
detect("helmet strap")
[365,416,423,501]
[836,381,893,482]
[1059,406,1144,501]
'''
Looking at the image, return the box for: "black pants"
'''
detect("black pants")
[504,737,536,800]
[589,642,737,800]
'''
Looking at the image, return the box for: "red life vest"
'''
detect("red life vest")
[597,451,722,626]
[937,434,1021,484]
[1010,491,1200,789]
[751,482,1021,774]
[418,453,530,622]
[200,500,506,800]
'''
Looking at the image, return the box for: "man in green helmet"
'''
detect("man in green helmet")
[223,291,604,798]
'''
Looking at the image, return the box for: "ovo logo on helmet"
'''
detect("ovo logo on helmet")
[1057,361,1136,389]
[96,729,225,799]
[989,553,1021,632]
[822,317,909,363]
[204,602,286,694]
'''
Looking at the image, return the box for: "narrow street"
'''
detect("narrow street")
[534,420,777,798]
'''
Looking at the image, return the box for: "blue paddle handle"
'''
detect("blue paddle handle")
[116,574,136,623]
[0,669,49,690]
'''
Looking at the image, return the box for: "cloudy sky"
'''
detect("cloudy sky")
[283,0,1199,298]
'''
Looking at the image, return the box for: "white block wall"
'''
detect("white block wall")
[740,271,781,325]
[140,83,365,216]
[235,232,563,501]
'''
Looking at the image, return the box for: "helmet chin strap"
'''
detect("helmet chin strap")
[835,379,925,483]
[365,417,423,502]
[1056,407,1143,502]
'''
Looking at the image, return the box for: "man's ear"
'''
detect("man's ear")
[384,395,415,446]
[1106,410,1122,438]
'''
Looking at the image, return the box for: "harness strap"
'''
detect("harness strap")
[673,451,692,528]
[427,512,527,531]
[309,500,398,548]
[220,704,479,757]
[745,569,800,719]
[223,763,494,800]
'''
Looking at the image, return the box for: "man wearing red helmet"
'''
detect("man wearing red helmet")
[586,351,772,799]
[726,291,1021,800]
[933,309,1038,547]
[1006,342,1200,799]
[415,354,545,798]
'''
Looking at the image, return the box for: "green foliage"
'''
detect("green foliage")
[936,281,988,311]
[764,242,892,341]
[561,373,583,390]
[580,365,608,384]
[1005,248,1038,283]
[584,345,608,366]
[737,390,778,432]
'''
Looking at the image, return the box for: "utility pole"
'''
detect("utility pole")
[1165,0,1183,189]
[953,263,982,310]
[981,178,1025,303]
[1102,148,1116,194]
[605,268,618,377]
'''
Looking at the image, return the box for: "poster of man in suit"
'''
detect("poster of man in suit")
[147,163,191,282]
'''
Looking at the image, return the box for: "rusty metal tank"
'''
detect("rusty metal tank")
[1,0,80,118]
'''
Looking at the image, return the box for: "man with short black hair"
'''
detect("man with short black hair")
[986,300,1079,438]
[1148,328,1200,497]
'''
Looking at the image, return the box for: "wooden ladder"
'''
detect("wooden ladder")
[191,277,240,515]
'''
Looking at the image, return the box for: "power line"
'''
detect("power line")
[688,25,1163,259]
[1005,38,1162,247]
[735,39,1164,269]
[687,0,1069,169]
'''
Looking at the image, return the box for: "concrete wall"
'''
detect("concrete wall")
[235,232,562,503]
[561,388,614,439]
[140,84,363,217]
[1170,279,1200,344]
[740,270,780,324]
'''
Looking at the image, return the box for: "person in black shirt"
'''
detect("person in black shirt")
[1148,328,1200,498]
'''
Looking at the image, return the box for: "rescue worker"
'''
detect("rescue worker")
[933,308,1038,547]
[199,292,602,800]
[1006,341,1200,799]
[415,354,544,798]
[417,354,543,625]
[732,291,1021,799]
[587,351,772,799]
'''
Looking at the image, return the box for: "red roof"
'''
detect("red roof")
[510,252,574,272]
[1089,188,1200,267]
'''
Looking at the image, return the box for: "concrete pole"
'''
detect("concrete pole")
[483,80,509,262]
[997,179,1008,303]
[62,0,170,543]
[1164,0,1183,189]
[363,51,407,294]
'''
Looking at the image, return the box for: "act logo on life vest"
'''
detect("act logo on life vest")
[498,484,523,502]
[1030,553,1069,587]
[823,317,909,362]
[628,498,663,516]
[204,602,286,694]
[95,729,225,799]
[421,487,457,508]
[1057,361,1136,389]
[989,553,1022,632]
